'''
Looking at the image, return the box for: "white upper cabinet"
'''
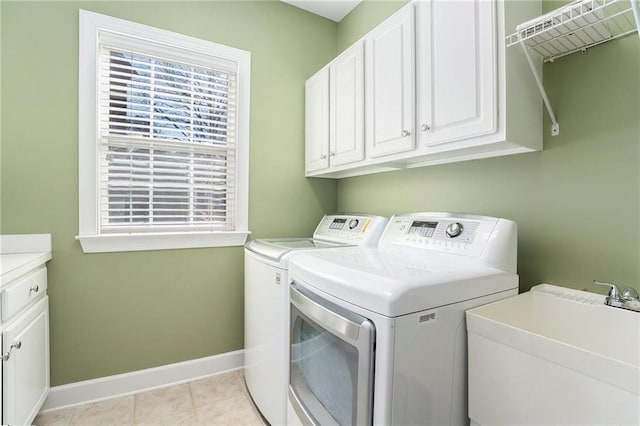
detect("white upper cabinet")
[304,0,542,178]
[412,0,542,165]
[416,0,497,146]
[330,41,365,167]
[305,67,330,174]
[365,4,415,158]
[306,42,365,176]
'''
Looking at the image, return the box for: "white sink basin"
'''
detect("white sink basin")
[467,283,640,425]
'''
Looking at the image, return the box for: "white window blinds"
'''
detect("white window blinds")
[97,45,237,233]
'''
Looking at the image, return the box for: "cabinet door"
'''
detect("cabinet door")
[305,67,330,174]
[3,297,49,426]
[416,0,497,147]
[365,3,415,158]
[330,41,365,167]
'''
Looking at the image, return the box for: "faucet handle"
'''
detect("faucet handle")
[593,280,623,307]
[621,287,639,302]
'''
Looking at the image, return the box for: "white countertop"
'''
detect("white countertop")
[1,252,52,286]
[0,234,52,286]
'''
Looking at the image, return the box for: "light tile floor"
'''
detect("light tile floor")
[34,370,268,426]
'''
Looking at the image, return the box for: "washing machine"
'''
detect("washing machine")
[244,214,388,425]
[287,212,519,426]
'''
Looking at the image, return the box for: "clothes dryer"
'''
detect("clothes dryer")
[244,214,387,425]
[287,212,519,426]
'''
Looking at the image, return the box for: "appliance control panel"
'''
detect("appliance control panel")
[380,213,504,257]
[313,214,388,246]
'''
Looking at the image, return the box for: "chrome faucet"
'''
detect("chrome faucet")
[593,280,624,307]
[594,280,640,309]
[622,287,640,302]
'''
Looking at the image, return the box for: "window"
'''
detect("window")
[77,10,251,253]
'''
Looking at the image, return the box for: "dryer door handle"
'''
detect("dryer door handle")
[290,282,365,343]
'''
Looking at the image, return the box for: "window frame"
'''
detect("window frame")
[77,10,251,253]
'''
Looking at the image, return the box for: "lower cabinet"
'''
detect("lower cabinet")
[2,296,50,425]
[1,263,50,426]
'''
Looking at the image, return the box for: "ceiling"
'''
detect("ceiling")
[280,0,362,22]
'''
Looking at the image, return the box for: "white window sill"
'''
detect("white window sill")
[76,231,251,253]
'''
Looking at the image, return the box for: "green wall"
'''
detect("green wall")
[2,0,638,388]
[336,0,640,293]
[337,0,407,50]
[1,1,337,385]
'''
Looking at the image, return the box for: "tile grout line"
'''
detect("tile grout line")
[133,391,138,425]
[67,405,77,426]
[188,381,200,425]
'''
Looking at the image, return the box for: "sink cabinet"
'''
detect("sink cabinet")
[1,235,51,425]
[3,297,49,425]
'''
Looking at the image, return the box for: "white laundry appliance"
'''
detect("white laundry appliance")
[287,212,519,426]
[244,214,388,425]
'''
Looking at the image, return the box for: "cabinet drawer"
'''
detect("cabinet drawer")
[2,266,47,321]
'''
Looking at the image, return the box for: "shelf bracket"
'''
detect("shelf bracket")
[519,40,560,136]
[633,0,640,39]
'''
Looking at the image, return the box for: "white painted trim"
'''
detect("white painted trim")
[40,350,244,412]
[78,10,251,253]
[76,231,250,253]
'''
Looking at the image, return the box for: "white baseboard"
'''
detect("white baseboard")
[40,350,244,412]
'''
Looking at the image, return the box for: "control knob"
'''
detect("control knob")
[348,219,359,230]
[446,222,463,238]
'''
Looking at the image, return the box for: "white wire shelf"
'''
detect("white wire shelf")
[506,0,640,136]
[507,0,639,62]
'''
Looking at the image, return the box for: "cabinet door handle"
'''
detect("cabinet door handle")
[402,130,411,137]
[320,154,327,160]
[30,285,40,293]
[421,124,430,132]
[1,341,23,361]
[329,151,335,157]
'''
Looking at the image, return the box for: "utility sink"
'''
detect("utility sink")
[467,284,640,425]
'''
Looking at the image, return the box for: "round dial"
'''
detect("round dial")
[446,222,463,238]
[348,219,359,230]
